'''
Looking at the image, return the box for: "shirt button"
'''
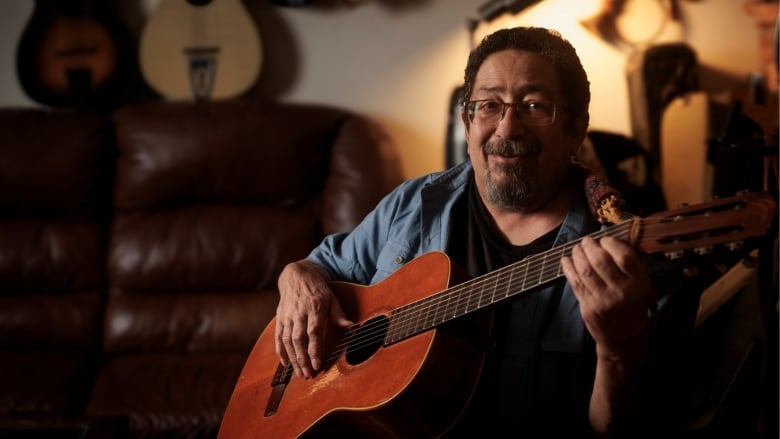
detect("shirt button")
[394,256,404,264]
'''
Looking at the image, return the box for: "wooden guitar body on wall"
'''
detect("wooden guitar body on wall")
[139,0,262,101]
[15,0,131,109]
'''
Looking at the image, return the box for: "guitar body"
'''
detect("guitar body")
[218,252,490,439]
[139,0,262,101]
[16,0,130,108]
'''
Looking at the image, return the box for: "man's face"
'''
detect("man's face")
[463,49,586,212]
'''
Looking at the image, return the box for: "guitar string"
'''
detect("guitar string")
[320,227,621,364]
[320,208,751,365]
[380,205,753,341]
[322,221,634,362]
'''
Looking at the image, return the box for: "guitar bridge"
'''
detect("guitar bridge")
[265,363,293,417]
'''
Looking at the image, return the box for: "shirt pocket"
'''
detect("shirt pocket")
[372,240,414,284]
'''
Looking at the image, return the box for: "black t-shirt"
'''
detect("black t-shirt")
[444,176,579,438]
[440,171,696,438]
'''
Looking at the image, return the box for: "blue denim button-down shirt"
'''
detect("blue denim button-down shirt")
[308,160,603,354]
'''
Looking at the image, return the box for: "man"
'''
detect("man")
[275,27,697,438]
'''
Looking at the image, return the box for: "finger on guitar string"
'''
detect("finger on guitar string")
[564,237,609,297]
[274,318,290,366]
[277,317,306,378]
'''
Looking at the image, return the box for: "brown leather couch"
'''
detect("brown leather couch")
[0,98,403,438]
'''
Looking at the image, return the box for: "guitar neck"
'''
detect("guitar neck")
[382,191,777,344]
[385,221,636,344]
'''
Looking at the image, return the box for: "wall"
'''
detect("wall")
[0,0,763,179]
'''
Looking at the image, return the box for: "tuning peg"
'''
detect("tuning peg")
[694,246,714,255]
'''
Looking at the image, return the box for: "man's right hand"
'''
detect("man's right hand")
[275,259,353,378]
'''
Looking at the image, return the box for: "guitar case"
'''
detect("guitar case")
[626,43,700,164]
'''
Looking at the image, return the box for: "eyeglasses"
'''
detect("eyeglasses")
[464,99,557,126]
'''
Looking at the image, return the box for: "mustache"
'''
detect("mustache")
[483,139,539,156]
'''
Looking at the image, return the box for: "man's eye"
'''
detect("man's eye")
[525,101,550,112]
[479,101,501,112]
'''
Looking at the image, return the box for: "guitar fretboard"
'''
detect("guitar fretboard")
[384,222,632,344]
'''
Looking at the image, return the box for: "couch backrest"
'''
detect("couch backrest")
[104,99,403,354]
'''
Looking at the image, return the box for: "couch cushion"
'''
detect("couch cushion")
[103,291,276,353]
[0,109,113,215]
[108,205,318,292]
[104,204,313,352]
[85,352,247,438]
[112,99,346,210]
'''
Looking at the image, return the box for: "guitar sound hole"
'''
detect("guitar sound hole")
[344,316,388,366]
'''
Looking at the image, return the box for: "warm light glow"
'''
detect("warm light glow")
[472,0,602,44]
[469,0,636,137]
[613,0,668,45]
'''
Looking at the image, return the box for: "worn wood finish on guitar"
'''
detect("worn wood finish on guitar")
[219,251,489,438]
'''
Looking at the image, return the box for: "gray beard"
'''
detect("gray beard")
[483,162,537,211]
[481,139,539,211]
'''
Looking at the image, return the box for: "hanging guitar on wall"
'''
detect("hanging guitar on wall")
[139,0,262,101]
[15,0,131,109]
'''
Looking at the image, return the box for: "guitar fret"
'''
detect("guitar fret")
[410,300,422,336]
[479,281,489,308]
[538,253,546,285]
[439,293,449,323]
[452,290,463,318]
[454,288,465,317]
[551,250,563,279]
[430,296,440,326]
[395,305,413,342]
[504,268,513,299]
[386,313,399,343]
[521,259,530,291]
[403,310,416,339]
[420,298,432,332]
[463,284,473,314]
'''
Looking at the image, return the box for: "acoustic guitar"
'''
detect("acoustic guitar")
[139,0,262,101]
[15,0,130,108]
[218,192,777,439]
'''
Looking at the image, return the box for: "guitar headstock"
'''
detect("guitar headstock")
[635,192,777,259]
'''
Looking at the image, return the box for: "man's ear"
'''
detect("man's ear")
[570,112,590,155]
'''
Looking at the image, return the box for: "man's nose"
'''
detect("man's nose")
[495,105,526,138]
